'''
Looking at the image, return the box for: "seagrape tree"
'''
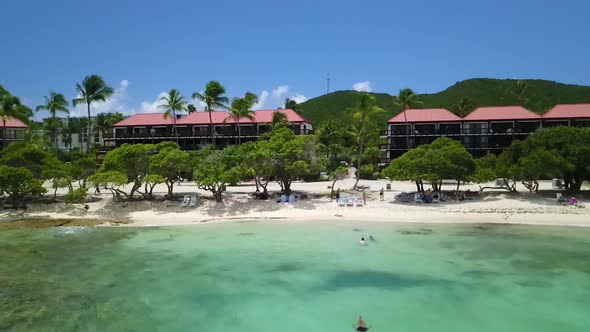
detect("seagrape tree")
[149,143,191,199]
[0,165,46,208]
[192,145,243,202]
[261,127,324,195]
[382,137,475,192]
[528,127,590,194]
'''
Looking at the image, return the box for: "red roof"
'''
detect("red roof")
[0,118,28,128]
[464,106,541,121]
[388,108,461,123]
[114,113,175,127]
[543,103,590,119]
[115,109,309,127]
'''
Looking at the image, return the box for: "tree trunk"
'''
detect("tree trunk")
[283,180,292,196]
[237,118,241,144]
[208,109,214,146]
[415,181,421,192]
[173,109,179,144]
[167,182,174,199]
[86,102,91,154]
[353,135,365,190]
[456,180,461,192]
[2,118,5,145]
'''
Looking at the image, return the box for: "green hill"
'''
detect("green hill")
[299,78,590,127]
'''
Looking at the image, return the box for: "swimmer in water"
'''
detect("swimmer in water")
[360,237,366,246]
[369,235,375,241]
[354,315,370,331]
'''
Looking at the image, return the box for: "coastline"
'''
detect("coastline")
[2,179,588,229]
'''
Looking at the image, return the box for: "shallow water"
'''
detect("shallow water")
[1,222,590,331]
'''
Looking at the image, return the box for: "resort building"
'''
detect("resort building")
[103,109,313,151]
[380,103,590,165]
[0,118,28,149]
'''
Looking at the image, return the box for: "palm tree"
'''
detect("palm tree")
[271,111,288,130]
[510,80,529,106]
[158,89,187,144]
[35,91,69,152]
[94,112,125,141]
[394,88,423,149]
[317,120,340,158]
[192,81,229,145]
[72,75,114,153]
[226,92,257,144]
[0,95,31,143]
[187,104,197,114]
[283,98,299,112]
[451,97,477,117]
[348,93,385,189]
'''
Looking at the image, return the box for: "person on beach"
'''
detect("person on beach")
[360,237,366,246]
[336,188,341,201]
[379,188,384,201]
[354,315,370,331]
[362,191,367,205]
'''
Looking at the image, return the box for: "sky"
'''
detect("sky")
[1,0,589,119]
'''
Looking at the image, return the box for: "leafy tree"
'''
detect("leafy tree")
[72,75,114,152]
[97,143,155,199]
[450,97,477,117]
[149,145,191,199]
[0,166,45,208]
[383,137,475,192]
[143,174,165,200]
[470,154,499,190]
[192,81,229,145]
[0,95,31,142]
[347,93,385,189]
[0,142,61,178]
[88,171,128,201]
[70,156,97,187]
[261,127,323,195]
[526,127,590,193]
[35,91,69,152]
[227,92,258,144]
[510,80,529,106]
[158,89,187,143]
[240,142,273,196]
[193,146,243,202]
[394,88,423,149]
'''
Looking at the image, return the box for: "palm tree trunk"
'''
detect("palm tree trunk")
[403,109,410,149]
[237,118,241,144]
[86,102,91,154]
[208,110,214,146]
[173,109,178,144]
[353,133,364,190]
[2,118,6,146]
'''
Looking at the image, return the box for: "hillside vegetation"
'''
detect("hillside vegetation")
[299,78,590,127]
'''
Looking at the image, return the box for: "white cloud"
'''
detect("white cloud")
[352,81,373,92]
[253,85,307,110]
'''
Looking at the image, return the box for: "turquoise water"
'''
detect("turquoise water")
[1,222,590,332]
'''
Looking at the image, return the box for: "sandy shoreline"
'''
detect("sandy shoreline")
[1,179,588,229]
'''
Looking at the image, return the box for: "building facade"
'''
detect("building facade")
[103,109,313,151]
[0,118,28,149]
[380,103,590,165]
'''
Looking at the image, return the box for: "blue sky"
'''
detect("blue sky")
[1,0,589,119]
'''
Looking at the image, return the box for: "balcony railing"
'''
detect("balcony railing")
[380,128,537,137]
[107,127,314,140]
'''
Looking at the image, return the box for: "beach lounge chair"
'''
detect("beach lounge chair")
[188,196,197,207]
[346,196,355,207]
[280,194,287,203]
[556,193,563,201]
[337,197,346,207]
[180,196,190,207]
[432,194,440,204]
[355,196,364,207]
[414,193,423,204]
[288,194,296,204]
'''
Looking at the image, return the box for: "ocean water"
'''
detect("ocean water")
[1,221,590,332]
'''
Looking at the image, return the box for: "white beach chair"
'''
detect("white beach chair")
[337,197,346,207]
[556,193,562,200]
[355,196,364,207]
[188,196,197,207]
[346,196,355,207]
[180,196,190,207]
[432,193,440,204]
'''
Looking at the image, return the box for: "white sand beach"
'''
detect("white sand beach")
[5,179,589,228]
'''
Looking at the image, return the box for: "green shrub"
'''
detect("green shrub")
[65,187,88,203]
[360,164,379,180]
